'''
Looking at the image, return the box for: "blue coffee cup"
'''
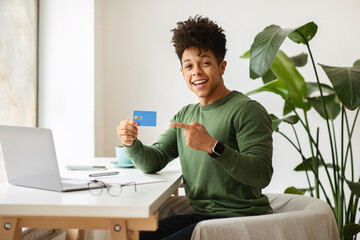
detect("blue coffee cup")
[115,146,134,167]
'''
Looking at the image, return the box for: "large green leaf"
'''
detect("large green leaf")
[306,82,335,97]
[307,94,341,120]
[305,82,339,119]
[262,69,277,84]
[319,64,360,110]
[262,53,309,84]
[283,101,294,116]
[271,50,310,110]
[240,50,250,59]
[290,53,308,67]
[249,22,317,79]
[284,186,312,195]
[270,114,281,132]
[288,22,318,44]
[344,178,360,197]
[250,25,293,79]
[246,78,288,99]
[343,223,360,238]
[294,157,340,171]
[270,114,299,132]
[242,50,307,83]
[245,77,306,115]
[280,115,299,124]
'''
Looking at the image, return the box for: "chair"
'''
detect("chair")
[158,193,340,240]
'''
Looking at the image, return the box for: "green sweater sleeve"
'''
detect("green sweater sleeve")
[124,125,179,173]
[214,100,273,188]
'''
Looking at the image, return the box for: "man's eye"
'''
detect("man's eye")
[185,65,192,69]
[202,62,210,65]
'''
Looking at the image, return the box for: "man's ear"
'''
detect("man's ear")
[219,61,227,75]
[180,67,184,76]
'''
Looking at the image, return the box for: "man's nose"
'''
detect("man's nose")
[192,65,203,76]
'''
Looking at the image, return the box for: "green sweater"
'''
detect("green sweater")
[125,91,273,217]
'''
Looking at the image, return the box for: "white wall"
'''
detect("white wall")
[38,0,95,166]
[39,0,360,196]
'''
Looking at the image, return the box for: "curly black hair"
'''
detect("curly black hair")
[171,15,227,64]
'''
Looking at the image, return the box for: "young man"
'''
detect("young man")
[117,16,273,240]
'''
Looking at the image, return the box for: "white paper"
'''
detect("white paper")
[66,172,165,185]
[93,174,165,185]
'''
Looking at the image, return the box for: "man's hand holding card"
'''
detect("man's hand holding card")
[117,110,157,146]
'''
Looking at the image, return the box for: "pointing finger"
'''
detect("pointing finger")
[170,122,191,130]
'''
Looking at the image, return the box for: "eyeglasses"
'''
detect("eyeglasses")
[88,180,137,197]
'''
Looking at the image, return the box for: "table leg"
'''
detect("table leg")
[66,229,85,240]
[78,229,85,239]
[129,230,140,240]
[0,217,21,240]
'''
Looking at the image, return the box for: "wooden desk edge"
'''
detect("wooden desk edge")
[0,212,159,240]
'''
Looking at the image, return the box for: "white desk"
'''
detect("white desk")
[0,158,182,240]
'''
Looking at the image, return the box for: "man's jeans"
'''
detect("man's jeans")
[140,213,221,240]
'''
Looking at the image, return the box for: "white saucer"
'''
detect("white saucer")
[111,162,134,168]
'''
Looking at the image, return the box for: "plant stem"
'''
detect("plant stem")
[343,107,359,180]
[315,127,320,198]
[286,101,335,195]
[298,32,344,231]
[291,125,314,197]
[345,107,359,227]
[303,110,318,197]
[297,30,338,197]
[338,108,344,233]
[278,131,332,205]
[353,196,359,225]
[331,120,339,176]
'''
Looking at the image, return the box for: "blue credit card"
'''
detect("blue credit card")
[133,111,157,126]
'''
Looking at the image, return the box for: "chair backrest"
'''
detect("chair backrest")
[191,193,340,240]
[267,193,330,213]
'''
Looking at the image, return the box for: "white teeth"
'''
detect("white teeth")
[193,80,207,85]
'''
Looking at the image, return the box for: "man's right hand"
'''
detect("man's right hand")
[117,120,139,146]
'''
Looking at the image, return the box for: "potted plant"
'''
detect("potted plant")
[242,22,360,239]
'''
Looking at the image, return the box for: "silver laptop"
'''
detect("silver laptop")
[0,125,92,192]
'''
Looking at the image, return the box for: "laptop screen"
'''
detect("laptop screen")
[0,125,63,191]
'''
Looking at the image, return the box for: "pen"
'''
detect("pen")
[89,171,119,177]
[66,165,107,170]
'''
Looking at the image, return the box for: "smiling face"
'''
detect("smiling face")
[180,47,230,105]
